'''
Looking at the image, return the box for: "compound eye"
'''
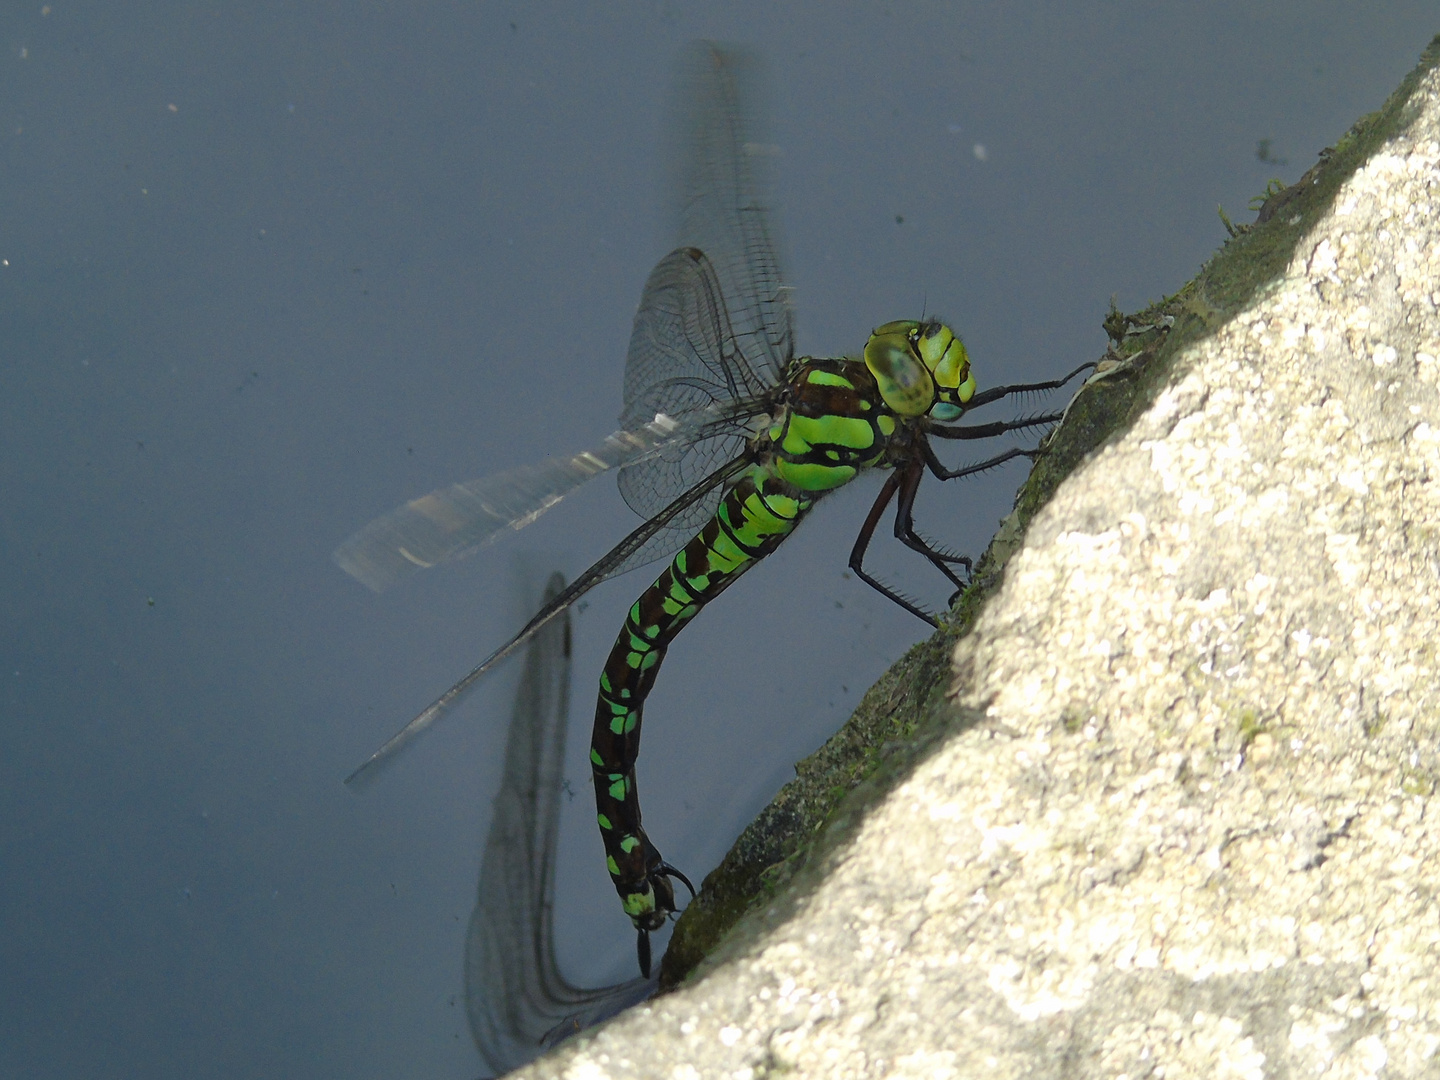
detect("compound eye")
[864,332,935,417]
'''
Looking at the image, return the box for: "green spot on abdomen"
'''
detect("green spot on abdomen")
[609,712,638,735]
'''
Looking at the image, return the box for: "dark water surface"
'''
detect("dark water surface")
[2,4,1434,1077]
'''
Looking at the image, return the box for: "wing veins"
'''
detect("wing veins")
[344,451,753,788]
[334,405,762,593]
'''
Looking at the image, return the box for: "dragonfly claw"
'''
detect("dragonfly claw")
[654,860,697,901]
[634,860,697,978]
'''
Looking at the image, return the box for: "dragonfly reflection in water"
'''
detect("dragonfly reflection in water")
[337,43,1089,977]
[466,571,652,1076]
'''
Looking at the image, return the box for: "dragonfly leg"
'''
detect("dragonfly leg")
[848,465,939,627]
[918,436,1059,606]
[922,436,1048,483]
[926,410,1063,442]
[890,457,972,594]
[960,360,1095,410]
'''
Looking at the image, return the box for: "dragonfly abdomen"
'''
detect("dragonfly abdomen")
[590,464,811,936]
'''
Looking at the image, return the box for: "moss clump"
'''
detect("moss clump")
[1400,772,1436,798]
[1236,708,1268,750]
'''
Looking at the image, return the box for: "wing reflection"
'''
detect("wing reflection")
[465,571,655,1076]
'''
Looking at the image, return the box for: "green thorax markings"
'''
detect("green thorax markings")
[769,356,901,493]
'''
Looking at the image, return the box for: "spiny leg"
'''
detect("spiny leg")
[923,440,1047,482]
[890,455,972,593]
[912,409,1069,604]
[849,366,1089,622]
[962,360,1094,409]
[926,410,1063,443]
[919,419,1074,607]
[848,465,940,627]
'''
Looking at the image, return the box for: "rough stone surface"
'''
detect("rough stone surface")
[516,57,1440,1080]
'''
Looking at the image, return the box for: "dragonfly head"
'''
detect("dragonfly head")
[864,319,975,421]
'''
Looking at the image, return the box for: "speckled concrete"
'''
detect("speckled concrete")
[514,53,1440,1080]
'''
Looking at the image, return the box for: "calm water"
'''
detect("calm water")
[2,4,1434,1077]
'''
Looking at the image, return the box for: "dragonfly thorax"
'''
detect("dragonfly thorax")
[764,355,905,494]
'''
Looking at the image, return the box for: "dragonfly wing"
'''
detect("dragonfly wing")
[616,44,793,524]
[600,479,728,585]
[667,42,793,391]
[618,248,769,530]
[344,452,750,787]
[335,413,702,593]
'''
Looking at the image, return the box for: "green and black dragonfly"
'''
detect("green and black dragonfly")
[336,43,1089,977]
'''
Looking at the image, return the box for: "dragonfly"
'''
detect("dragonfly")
[336,42,1090,978]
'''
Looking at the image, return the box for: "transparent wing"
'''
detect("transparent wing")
[344,453,749,787]
[614,248,772,568]
[337,46,789,596]
[334,412,712,593]
[616,43,793,544]
[665,42,793,395]
[465,571,654,1076]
